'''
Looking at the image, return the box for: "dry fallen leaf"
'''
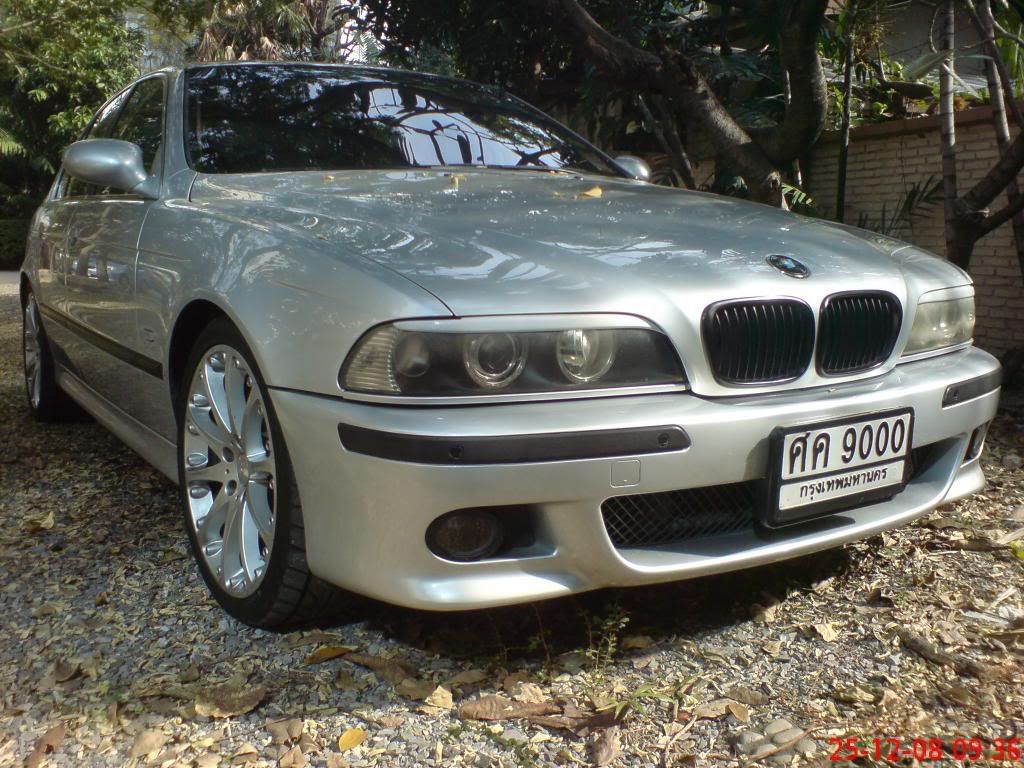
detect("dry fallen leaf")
[424,685,454,710]
[621,635,654,650]
[752,602,779,623]
[195,754,222,768]
[459,694,560,721]
[279,745,307,768]
[812,622,840,642]
[723,686,769,707]
[22,510,55,534]
[337,728,366,752]
[129,729,168,760]
[195,683,267,718]
[325,754,350,768]
[511,682,547,704]
[502,672,530,691]
[397,677,437,701]
[346,653,418,685]
[578,185,603,199]
[25,724,65,768]
[448,669,488,687]
[590,726,622,766]
[691,698,749,722]
[304,646,356,665]
[267,718,303,745]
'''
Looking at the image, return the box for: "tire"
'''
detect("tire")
[22,290,77,422]
[177,318,354,629]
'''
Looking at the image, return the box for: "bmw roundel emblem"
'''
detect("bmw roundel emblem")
[767,254,810,278]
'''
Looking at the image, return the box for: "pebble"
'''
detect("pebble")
[1003,453,1023,470]
[502,728,529,744]
[764,718,793,737]
[772,726,804,744]
[735,731,767,754]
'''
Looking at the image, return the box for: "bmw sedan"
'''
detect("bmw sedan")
[20,62,1001,628]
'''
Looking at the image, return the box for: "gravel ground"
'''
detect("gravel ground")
[0,273,1022,768]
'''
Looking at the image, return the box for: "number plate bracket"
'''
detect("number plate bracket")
[762,408,915,528]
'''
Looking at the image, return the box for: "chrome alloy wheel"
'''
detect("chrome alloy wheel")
[183,345,276,598]
[23,295,42,409]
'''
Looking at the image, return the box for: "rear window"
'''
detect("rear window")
[185,64,619,176]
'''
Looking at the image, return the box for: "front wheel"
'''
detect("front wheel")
[178,319,353,629]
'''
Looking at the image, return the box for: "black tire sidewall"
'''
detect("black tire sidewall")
[176,319,304,627]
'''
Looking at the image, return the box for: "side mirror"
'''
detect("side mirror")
[614,155,652,182]
[63,139,158,198]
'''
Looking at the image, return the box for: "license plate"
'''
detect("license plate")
[764,409,914,527]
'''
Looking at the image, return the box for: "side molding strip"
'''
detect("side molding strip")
[942,368,1002,408]
[39,304,163,379]
[338,424,690,465]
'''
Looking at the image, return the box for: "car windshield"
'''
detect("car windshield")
[185,64,621,176]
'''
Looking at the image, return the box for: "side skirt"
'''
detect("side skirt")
[55,366,178,481]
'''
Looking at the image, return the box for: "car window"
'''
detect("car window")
[58,88,133,199]
[186,64,620,176]
[112,77,165,174]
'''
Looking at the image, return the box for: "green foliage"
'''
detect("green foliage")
[582,603,629,671]
[0,0,142,214]
[782,182,816,216]
[342,0,788,160]
[855,175,943,236]
[0,218,31,270]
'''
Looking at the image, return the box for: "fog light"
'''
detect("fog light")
[965,422,990,462]
[426,509,504,561]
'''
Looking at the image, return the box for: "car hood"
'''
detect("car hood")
[190,169,968,318]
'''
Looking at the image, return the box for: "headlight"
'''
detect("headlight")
[903,297,975,356]
[340,323,685,396]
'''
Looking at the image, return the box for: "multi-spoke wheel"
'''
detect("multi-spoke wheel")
[22,290,76,422]
[177,319,352,629]
[183,345,277,597]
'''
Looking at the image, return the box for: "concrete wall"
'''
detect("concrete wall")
[805,108,1024,356]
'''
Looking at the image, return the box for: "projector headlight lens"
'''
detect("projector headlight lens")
[557,329,616,383]
[462,333,527,388]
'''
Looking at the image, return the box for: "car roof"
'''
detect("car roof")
[146,60,497,94]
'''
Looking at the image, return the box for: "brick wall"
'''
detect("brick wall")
[805,109,1024,356]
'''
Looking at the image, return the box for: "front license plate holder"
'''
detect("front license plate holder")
[763,408,915,528]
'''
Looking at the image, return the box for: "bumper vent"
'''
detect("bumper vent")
[704,300,814,384]
[602,445,936,549]
[602,481,758,548]
[818,292,902,375]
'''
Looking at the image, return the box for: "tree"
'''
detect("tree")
[0,0,141,210]
[939,0,1024,272]
[153,0,366,63]
[344,0,831,205]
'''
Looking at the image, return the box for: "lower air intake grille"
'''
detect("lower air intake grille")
[818,292,902,374]
[704,300,815,384]
[601,481,758,548]
[602,444,938,549]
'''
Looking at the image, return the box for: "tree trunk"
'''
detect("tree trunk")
[637,94,697,189]
[939,0,963,264]
[536,0,825,207]
[835,6,855,223]
[976,0,1024,277]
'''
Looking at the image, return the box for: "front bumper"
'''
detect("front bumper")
[271,346,1000,610]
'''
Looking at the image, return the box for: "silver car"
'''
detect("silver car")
[20,62,1001,629]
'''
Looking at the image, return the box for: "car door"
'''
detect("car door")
[30,89,130,318]
[62,75,165,413]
